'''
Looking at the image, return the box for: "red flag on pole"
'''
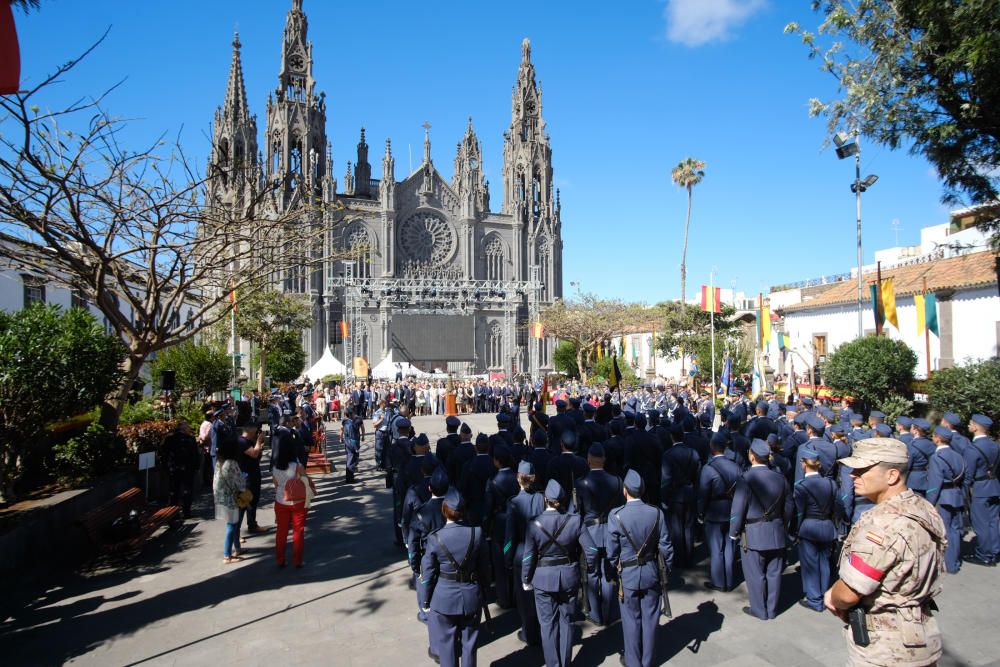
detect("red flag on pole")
[1,2,21,95]
[228,280,237,312]
[531,321,544,338]
[339,320,348,338]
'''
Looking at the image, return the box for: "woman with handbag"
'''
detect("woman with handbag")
[213,438,249,564]
[272,438,314,568]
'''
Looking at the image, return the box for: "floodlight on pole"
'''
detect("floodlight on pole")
[832,131,869,338]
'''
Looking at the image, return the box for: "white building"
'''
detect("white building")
[767,246,998,382]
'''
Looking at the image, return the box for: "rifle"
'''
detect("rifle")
[657,552,672,618]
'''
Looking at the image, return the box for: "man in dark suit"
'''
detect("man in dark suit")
[606,470,674,667]
[546,400,575,456]
[729,439,794,620]
[578,402,609,455]
[484,444,519,609]
[595,392,614,425]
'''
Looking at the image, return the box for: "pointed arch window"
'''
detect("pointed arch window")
[354,320,371,361]
[532,175,541,220]
[484,235,505,281]
[346,225,373,279]
[271,134,282,175]
[488,321,503,369]
[535,238,550,301]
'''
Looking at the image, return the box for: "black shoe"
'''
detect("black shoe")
[963,555,996,567]
[704,581,724,592]
[427,648,439,664]
[618,653,626,666]
[517,629,527,644]
[742,606,761,619]
[797,599,823,613]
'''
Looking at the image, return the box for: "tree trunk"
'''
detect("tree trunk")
[257,343,268,394]
[98,353,146,433]
[680,186,693,378]
[576,346,587,384]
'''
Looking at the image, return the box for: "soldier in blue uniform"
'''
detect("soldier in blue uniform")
[606,470,674,667]
[894,415,914,445]
[660,427,700,568]
[907,418,936,496]
[419,488,491,667]
[575,443,624,625]
[729,439,793,620]
[604,419,627,477]
[940,412,969,456]
[926,425,966,573]
[505,460,545,646]
[698,436,741,591]
[795,415,836,481]
[867,409,885,430]
[484,444,519,609]
[522,479,597,667]
[341,408,360,484]
[446,423,475,486]
[547,400,574,456]
[387,418,413,547]
[963,414,999,566]
[436,415,462,472]
[407,466,448,623]
[767,433,793,481]
[459,434,497,527]
[490,412,515,453]
[578,402,609,455]
[525,428,553,489]
[792,445,840,611]
[846,412,867,444]
[546,430,588,502]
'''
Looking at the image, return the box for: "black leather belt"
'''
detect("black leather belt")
[438,571,477,583]
[619,555,653,568]
[539,557,571,567]
[804,512,831,520]
[584,517,608,527]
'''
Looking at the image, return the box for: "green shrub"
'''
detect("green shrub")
[321,374,343,385]
[822,336,917,413]
[53,423,127,484]
[878,392,913,427]
[928,358,1000,424]
[119,399,161,425]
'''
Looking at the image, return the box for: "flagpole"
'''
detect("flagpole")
[875,261,883,336]
[710,271,716,406]
[923,277,931,378]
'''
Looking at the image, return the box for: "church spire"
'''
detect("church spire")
[422,121,433,164]
[354,127,372,197]
[223,32,250,123]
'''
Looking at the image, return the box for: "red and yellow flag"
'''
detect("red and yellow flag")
[228,280,237,312]
[339,320,349,338]
[701,285,721,313]
[531,321,544,338]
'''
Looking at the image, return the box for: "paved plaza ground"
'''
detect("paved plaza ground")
[1,413,998,666]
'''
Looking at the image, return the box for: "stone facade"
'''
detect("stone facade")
[205,1,562,377]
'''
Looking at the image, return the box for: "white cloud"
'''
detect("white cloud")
[663,0,768,47]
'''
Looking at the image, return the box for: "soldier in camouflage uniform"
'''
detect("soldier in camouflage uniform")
[825,437,947,667]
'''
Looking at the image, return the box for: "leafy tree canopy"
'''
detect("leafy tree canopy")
[150,340,232,397]
[787,1,1000,245]
[821,335,917,410]
[233,290,311,392]
[255,329,306,384]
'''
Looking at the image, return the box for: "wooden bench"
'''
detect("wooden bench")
[79,486,182,559]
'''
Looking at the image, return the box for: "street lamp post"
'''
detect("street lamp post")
[833,132,878,339]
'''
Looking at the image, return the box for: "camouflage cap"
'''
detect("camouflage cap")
[839,437,909,468]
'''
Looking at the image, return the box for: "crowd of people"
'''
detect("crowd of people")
[380,383,996,667]
[159,376,998,667]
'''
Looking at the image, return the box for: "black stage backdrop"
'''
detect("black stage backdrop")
[391,314,476,362]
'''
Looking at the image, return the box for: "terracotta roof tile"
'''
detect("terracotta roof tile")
[780,251,998,312]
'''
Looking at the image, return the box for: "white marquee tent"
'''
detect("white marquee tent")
[304,347,347,382]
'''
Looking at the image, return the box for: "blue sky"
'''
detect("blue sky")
[13,0,953,303]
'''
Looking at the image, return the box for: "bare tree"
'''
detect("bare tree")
[0,43,343,430]
[540,293,657,383]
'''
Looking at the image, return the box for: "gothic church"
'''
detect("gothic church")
[206,0,563,377]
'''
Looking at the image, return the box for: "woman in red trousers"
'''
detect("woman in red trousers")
[271,436,311,568]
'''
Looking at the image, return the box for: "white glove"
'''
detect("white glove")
[523,583,533,591]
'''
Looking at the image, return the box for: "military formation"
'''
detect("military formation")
[355,383,997,667]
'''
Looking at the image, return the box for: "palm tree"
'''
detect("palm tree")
[671,157,706,380]
[671,157,706,307]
